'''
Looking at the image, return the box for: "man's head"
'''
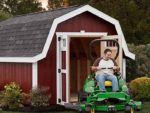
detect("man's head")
[104,48,112,60]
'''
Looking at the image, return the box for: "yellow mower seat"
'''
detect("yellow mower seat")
[105,81,112,87]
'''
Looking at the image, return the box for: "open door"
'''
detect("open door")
[56,35,70,105]
[100,35,123,73]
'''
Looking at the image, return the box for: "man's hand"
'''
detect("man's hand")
[91,66,98,72]
[113,66,120,71]
[113,66,118,70]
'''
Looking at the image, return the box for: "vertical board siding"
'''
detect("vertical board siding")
[70,57,77,93]
[0,63,32,92]
[38,37,56,104]
[56,12,117,35]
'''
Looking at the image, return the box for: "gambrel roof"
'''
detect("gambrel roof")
[0,5,135,62]
[0,6,81,57]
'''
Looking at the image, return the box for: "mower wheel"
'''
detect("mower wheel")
[78,91,88,102]
[108,105,116,113]
[125,106,134,113]
[108,108,116,113]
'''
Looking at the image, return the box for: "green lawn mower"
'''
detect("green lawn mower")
[78,39,142,113]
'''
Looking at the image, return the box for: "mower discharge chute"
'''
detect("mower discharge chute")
[79,39,142,113]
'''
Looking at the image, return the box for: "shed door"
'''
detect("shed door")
[57,35,69,105]
[100,35,123,73]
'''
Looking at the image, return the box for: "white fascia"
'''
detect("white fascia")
[0,54,43,63]
[41,5,135,60]
[32,62,38,88]
[0,5,135,63]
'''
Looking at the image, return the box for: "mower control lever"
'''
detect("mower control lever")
[101,67,113,69]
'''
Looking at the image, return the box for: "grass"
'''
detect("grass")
[0,102,149,113]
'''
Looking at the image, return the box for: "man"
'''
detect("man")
[91,48,119,92]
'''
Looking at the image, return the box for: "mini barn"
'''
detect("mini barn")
[0,5,135,105]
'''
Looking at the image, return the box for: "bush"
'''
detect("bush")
[0,82,23,109]
[129,77,150,101]
[21,93,31,106]
[31,87,51,107]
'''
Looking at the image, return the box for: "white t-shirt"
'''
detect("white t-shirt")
[96,59,115,75]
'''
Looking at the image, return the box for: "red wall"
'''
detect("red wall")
[0,63,32,92]
[56,12,117,35]
[38,12,117,104]
[38,37,57,104]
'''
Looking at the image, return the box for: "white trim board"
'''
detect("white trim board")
[32,62,38,88]
[56,32,108,37]
[0,5,135,63]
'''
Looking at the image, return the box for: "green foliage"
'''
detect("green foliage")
[47,0,70,10]
[0,10,12,21]
[0,82,23,109]
[47,0,63,9]
[0,0,44,15]
[31,87,51,107]
[129,77,150,101]
[92,0,150,44]
[127,44,150,81]
[69,0,90,6]
[69,0,150,44]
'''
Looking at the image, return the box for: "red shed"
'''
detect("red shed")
[0,5,135,105]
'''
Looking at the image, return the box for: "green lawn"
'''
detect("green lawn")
[0,102,149,113]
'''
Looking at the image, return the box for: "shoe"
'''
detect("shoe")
[113,90,119,92]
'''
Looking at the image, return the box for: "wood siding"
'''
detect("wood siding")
[38,12,117,104]
[56,12,117,35]
[0,63,32,92]
[38,37,57,104]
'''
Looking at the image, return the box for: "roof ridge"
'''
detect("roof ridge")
[14,5,81,18]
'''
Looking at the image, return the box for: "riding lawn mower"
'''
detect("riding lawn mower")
[78,39,142,113]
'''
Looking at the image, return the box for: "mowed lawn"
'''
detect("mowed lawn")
[0,102,149,113]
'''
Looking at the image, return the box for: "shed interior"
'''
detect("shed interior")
[69,37,101,102]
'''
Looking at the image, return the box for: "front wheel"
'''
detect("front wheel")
[78,91,88,103]
[125,106,134,113]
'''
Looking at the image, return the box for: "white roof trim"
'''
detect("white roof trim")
[0,5,135,63]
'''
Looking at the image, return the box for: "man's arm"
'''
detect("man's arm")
[91,57,102,72]
[111,58,119,71]
[93,57,101,66]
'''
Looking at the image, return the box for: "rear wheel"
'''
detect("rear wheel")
[125,106,134,113]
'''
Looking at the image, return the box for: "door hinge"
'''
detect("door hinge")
[58,37,61,41]
[58,98,61,103]
[58,69,61,73]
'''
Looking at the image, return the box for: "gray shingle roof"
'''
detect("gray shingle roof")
[0,6,81,57]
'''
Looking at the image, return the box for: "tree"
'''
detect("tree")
[90,0,150,44]
[16,0,44,15]
[127,44,150,81]
[0,0,44,15]
[69,0,150,45]
[69,0,90,6]
[0,10,12,21]
[47,0,69,10]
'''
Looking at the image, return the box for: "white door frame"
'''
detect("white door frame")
[56,31,110,105]
[56,34,70,105]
